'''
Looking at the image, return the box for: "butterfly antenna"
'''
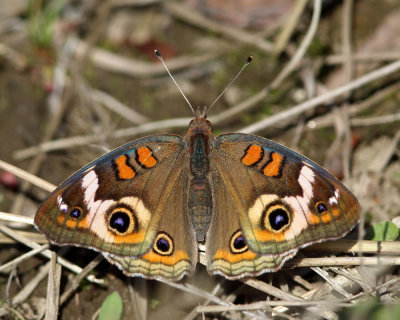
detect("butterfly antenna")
[208,55,253,112]
[155,49,195,115]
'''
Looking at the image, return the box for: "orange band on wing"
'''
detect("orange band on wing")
[309,208,340,225]
[241,145,263,166]
[137,147,157,168]
[115,155,135,180]
[308,213,321,224]
[320,213,332,223]
[142,250,190,265]
[58,215,89,229]
[255,229,286,242]
[332,208,340,217]
[214,249,257,263]
[263,152,284,177]
[112,231,146,244]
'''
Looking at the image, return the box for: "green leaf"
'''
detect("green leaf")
[371,221,399,241]
[98,292,123,320]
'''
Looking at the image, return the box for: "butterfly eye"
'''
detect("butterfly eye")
[263,203,291,232]
[230,230,248,254]
[316,202,328,214]
[108,207,136,235]
[153,232,173,256]
[70,207,82,219]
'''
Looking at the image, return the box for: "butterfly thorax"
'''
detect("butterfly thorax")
[185,112,215,242]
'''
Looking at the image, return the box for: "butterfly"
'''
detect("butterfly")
[35,54,360,281]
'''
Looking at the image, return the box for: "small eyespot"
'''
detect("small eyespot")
[269,208,289,231]
[70,207,82,219]
[108,207,135,235]
[230,230,248,254]
[263,204,291,232]
[316,202,328,214]
[153,232,173,256]
[109,212,130,233]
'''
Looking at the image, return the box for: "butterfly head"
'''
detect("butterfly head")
[188,107,212,135]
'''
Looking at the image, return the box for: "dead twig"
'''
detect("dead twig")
[288,256,400,268]
[351,113,400,126]
[326,52,400,64]
[306,81,400,129]
[0,245,49,273]
[90,89,149,124]
[14,117,192,160]
[274,0,308,54]
[0,160,55,193]
[0,224,103,284]
[239,59,400,133]
[75,37,219,78]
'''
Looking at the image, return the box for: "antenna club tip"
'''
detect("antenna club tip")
[247,56,253,63]
[154,49,161,57]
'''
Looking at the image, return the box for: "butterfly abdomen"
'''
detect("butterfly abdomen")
[187,123,215,242]
[188,177,212,242]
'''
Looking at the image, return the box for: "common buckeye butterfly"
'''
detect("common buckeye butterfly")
[35,53,360,281]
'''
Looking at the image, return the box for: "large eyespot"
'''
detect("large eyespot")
[153,232,174,256]
[316,201,328,214]
[230,230,248,254]
[107,206,136,235]
[262,203,291,232]
[69,207,82,219]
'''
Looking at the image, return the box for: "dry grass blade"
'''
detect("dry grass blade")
[195,299,352,313]
[0,229,47,244]
[0,224,103,284]
[307,239,400,254]
[158,280,266,318]
[307,81,400,129]
[311,267,352,298]
[288,256,400,268]
[160,280,230,305]
[345,277,400,302]
[128,278,148,320]
[274,0,308,54]
[209,0,322,126]
[184,282,224,320]
[0,244,49,273]
[0,160,55,192]
[240,59,400,133]
[0,306,26,320]
[165,2,273,53]
[326,52,400,64]
[75,37,219,77]
[0,212,35,225]
[12,261,50,305]
[14,117,192,160]
[45,252,62,320]
[351,113,400,126]
[271,0,322,87]
[242,278,303,301]
[91,89,149,124]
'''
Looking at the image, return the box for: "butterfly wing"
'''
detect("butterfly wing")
[206,165,296,279]
[104,169,198,280]
[35,135,197,280]
[206,133,359,278]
